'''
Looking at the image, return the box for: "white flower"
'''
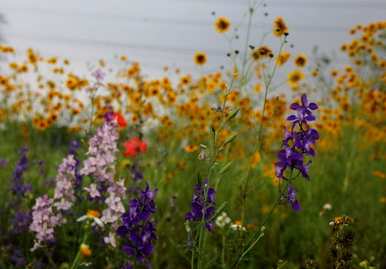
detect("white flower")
[215,212,231,228]
[320,203,333,216]
[77,210,104,228]
[323,203,332,210]
[230,221,246,232]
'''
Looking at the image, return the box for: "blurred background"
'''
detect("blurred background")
[1,0,385,76]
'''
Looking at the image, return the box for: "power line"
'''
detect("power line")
[3,7,351,32]
[7,32,352,64]
[184,0,386,9]
[7,32,228,56]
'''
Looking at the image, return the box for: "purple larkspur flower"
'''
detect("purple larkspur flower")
[81,118,118,198]
[53,154,78,211]
[117,184,157,266]
[275,94,319,211]
[11,147,31,197]
[30,195,60,251]
[69,140,83,188]
[185,179,216,231]
[101,180,126,245]
[131,164,144,181]
[287,94,318,123]
[10,248,26,267]
[275,94,319,180]
[12,211,32,234]
[287,185,301,212]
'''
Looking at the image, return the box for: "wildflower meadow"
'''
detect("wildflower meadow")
[0,1,385,269]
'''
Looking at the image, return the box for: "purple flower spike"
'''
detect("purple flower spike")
[275,94,319,211]
[185,179,216,231]
[117,184,157,266]
[11,147,31,197]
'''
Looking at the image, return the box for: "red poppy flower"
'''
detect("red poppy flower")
[123,137,147,158]
[113,112,127,128]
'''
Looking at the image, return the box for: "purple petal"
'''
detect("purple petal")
[305,114,316,121]
[308,102,318,110]
[290,103,301,110]
[287,115,297,121]
[291,200,301,212]
[301,94,308,107]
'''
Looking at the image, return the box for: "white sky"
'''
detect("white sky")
[1,0,385,77]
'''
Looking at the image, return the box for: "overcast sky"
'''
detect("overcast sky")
[1,0,385,76]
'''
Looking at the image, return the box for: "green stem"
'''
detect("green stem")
[70,232,89,269]
[191,244,195,269]
[240,6,254,82]
[257,38,286,150]
[70,250,81,269]
[233,178,289,268]
[197,220,205,269]
[222,235,226,269]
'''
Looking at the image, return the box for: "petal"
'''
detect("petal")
[301,94,308,107]
[291,200,301,212]
[287,115,297,121]
[116,225,128,236]
[308,102,318,110]
[305,114,316,121]
[290,103,301,110]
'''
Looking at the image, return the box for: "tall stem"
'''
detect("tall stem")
[257,38,286,150]
[240,7,254,82]
[70,231,89,269]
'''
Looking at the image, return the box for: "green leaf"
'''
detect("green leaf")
[226,109,240,122]
[223,133,238,147]
[219,161,233,174]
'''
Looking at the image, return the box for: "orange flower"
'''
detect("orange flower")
[80,244,92,257]
[273,17,288,37]
[194,51,208,66]
[86,210,101,218]
[214,16,231,33]
[184,144,198,153]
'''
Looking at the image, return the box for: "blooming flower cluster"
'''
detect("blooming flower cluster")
[81,117,119,198]
[275,94,319,211]
[130,164,144,181]
[9,148,32,236]
[30,141,82,249]
[29,195,61,250]
[215,212,231,228]
[53,154,77,211]
[117,185,157,267]
[12,211,32,234]
[68,140,83,188]
[276,94,319,180]
[11,147,31,197]
[101,180,127,247]
[185,179,216,231]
